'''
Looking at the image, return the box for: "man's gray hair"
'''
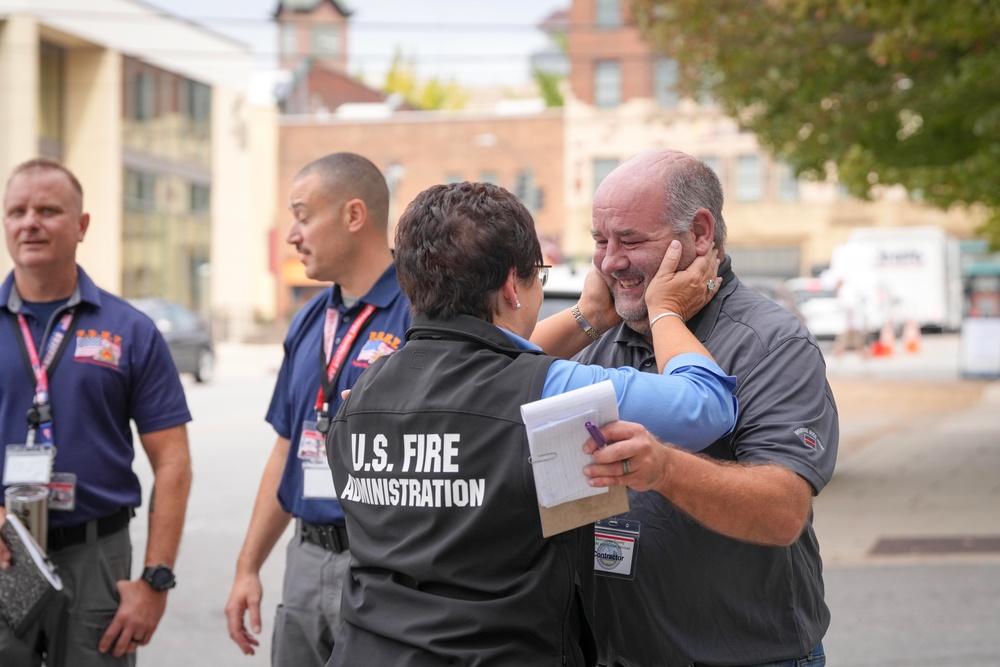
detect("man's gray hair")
[660,157,727,250]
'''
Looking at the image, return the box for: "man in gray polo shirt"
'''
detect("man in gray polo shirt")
[578,149,836,667]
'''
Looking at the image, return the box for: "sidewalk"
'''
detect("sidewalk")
[815,334,1000,565]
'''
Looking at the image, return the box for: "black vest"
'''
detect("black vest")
[328,314,596,666]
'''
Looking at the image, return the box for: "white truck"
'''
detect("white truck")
[828,226,963,332]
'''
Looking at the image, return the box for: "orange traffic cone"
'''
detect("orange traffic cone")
[871,321,896,357]
[902,319,921,354]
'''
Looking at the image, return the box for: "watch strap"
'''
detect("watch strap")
[571,304,601,341]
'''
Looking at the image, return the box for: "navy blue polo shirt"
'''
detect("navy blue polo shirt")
[268,264,410,526]
[0,267,191,529]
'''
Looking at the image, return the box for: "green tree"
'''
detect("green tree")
[533,67,565,107]
[632,0,1000,245]
[383,48,468,111]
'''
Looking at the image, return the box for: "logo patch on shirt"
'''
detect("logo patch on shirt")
[74,329,123,368]
[352,331,401,367]
[794,427,823,451]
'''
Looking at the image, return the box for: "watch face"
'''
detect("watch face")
[144,566,176,591]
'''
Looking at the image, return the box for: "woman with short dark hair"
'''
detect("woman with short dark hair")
[326,181,737,666]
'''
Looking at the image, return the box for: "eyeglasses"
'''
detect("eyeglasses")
[536,264,551,288]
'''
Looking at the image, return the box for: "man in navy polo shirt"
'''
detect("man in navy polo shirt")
[224,153,411,666]
[0,158,193,665]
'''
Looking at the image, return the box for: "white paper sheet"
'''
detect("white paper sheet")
[520,380,619,508]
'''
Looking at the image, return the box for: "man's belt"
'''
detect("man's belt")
[47,507,132,552]
[300,520,349,553]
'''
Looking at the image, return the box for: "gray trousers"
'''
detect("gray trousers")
[271,523,351,667]
[0,526,133,667]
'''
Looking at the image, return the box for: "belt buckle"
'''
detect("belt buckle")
[320,526,335,551]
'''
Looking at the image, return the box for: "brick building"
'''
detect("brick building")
[562,0,979,275]
[277,109,564,318]
[270,0,981,320]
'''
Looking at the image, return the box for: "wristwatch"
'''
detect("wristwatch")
[141,565,176,592]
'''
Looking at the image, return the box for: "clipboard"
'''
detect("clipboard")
[521,381,630,537]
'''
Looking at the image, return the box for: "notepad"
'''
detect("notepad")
[521,380,619,508]
[0,514,63,637]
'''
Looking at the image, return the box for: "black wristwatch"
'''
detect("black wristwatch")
[141,565,176,592]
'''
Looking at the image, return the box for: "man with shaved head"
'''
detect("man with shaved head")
[577,149,836,667]
[225,153,410,666]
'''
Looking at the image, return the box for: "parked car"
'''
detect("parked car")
[538,263,589,321]
[785,277,846,340]
[739,275,807,324]
[130,298,215,383]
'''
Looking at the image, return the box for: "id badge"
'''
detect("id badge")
[296,421,326,462]
[302,461,337,499]
[3,445,55,485]
[594,517,641,580]
[48,472,77,511]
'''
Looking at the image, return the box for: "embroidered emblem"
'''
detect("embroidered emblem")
[74,329,123,368]
[794,427,823,451]
[352,331,401,367]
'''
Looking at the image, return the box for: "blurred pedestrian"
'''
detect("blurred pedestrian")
[833,277,870,358]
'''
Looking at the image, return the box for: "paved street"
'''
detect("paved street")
[816,333,1000,665]
[124,332,1000,666]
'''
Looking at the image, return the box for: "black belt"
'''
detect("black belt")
[300,520,349,553]
[47,507,133,552]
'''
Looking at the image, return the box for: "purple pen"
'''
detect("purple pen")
[585,421,609,448]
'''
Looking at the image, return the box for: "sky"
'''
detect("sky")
[141,0,568,88]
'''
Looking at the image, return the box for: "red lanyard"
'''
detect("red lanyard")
[313,303,377,414]
[16,310,75,446]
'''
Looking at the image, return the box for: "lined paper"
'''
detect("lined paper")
[521,380,619,508]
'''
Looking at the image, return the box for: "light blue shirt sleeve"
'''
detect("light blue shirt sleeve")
[542,354,737,452]
[499,328,737,452]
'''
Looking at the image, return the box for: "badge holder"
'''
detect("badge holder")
[297,421,337,499]
[594,516,641,580]
[48,472,77,511]
[3,445,54,486]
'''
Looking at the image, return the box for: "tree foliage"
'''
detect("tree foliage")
[533,67,565,107]
[632,0,1000,245]
[383,48,468,111]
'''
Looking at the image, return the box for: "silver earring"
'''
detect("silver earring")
[516,301,521,310]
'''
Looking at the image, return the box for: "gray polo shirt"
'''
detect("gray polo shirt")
[578,258,837,667]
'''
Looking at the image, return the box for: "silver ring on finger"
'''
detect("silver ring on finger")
[622,458,631,475]
[707,279,717,292]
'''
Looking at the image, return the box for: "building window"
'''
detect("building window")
[311,25,341,58]
[38,43,65,155]
[190,184,211,214]
[736,154,762,201]
[480,171,499,185]
[445,173,463,184]
[514,169,534,202]
[281,23,298,59]
[186,80,211,125]
[777,163,800,201]
[596,0,621,27]
[654,57,680,108]
[134,71,155,121]
[124,170,156,211]
[593,158,619,194]
[727,246,801,279]
[594,60,621,108]
[699,155,724,190]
